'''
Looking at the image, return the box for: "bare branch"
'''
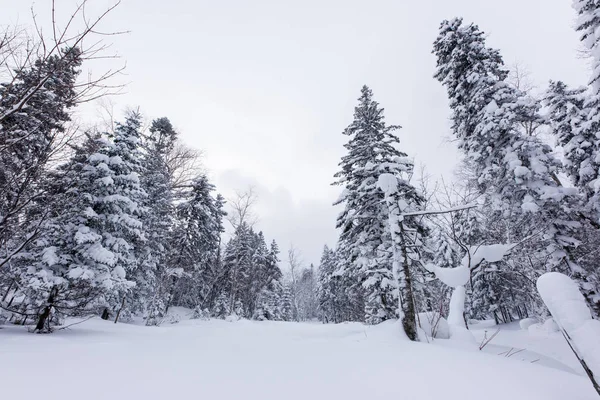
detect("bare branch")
[226,187,259,229]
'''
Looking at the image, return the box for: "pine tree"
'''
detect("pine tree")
[11,134,105,330]
[573,0,600,92]
[296,265,318,321]
[143,118,177,325]
[100,112,148,319]
[212,292,230,319]
[544,82,594,202]
[333,85,405,324]
[220,223,253,317]
[281,284,294,321]
[168,175,225,312]
[11,124,147,330]
[317,246,340,323]
[0,47,82,270]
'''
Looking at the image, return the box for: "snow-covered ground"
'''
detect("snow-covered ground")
[0,313,597,400]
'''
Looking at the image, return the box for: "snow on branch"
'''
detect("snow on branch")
[401,203,477,218]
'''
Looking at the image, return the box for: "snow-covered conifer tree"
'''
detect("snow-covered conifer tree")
[545,82,591,193]
[317,246,341,323]
[101,112,149,319]
[333,85,407,324]
[168,175,225,312]
[0,47,82,269]
[142,118,177,325]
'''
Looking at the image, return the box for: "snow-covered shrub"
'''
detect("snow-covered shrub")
[191,306,210,320]
[225,313,241,322]
[417,312,450,339]
[118,310,134,324]
[165,313,180,324]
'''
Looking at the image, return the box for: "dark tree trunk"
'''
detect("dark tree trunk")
[114,297,126,324]
[35,287,58,332]
[101,308,110,320]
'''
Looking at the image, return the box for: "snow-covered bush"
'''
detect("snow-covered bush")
[225,313,241,322]
[191,306,210,320]
[118,310,134,324]
[417,312,450,339]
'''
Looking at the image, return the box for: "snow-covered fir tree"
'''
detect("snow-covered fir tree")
[99,112,149,320]
[7,113,151,331]
[317,246,343,323]
[168,175,225,313]
[544,82,591,193]
[215,224,284,319]
[142,117,177,325]
[295,264,318,321]
[573,0,600,92]
[332,85,405,324]
[0,47,82,271]
[6,132,129,330]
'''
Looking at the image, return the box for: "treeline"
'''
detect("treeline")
[0,2,319,331]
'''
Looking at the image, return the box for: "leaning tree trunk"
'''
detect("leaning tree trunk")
[114,297,126,324]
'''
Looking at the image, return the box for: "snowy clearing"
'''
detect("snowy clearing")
[1,316,597,400]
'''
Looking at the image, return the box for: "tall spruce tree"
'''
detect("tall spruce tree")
[167,175,225,314]
[8,132,134,331]
[317,246,341,323]
[333,85,405,324]
[99,111,148,320]
[142,118,177,325]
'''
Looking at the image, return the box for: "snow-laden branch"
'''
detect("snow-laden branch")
[401,203,477,218]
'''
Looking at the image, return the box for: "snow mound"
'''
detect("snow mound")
[537,272,593,332]
[537,272,600,385]
[543,318,560,333]
[519,318,537,330]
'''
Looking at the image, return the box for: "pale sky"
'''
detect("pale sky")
[2,0,590,267]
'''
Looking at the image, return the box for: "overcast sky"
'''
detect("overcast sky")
[2,0,591,267]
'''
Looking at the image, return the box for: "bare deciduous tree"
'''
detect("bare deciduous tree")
[507,62,543,136]
[167,142,204,196]
[226,186,258,229]
[287,245,303,322]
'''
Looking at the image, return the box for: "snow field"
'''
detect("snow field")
[1,317,598,400]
